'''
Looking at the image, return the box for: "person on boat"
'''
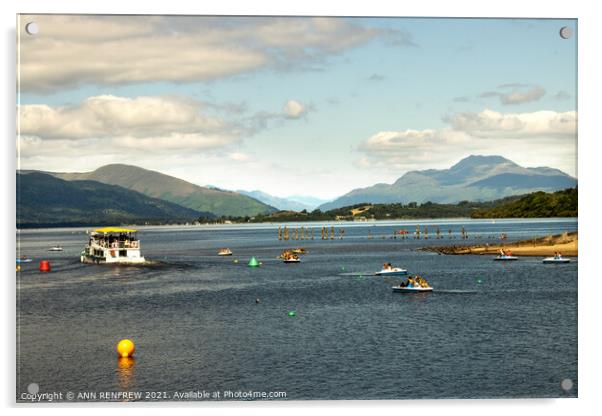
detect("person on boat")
[383,262,392,270]
[499,248,506,257]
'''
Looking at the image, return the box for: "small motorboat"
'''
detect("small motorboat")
[48,245,63,252]
[16,256,32,263]
[375,267,408,276]
[543,257,571,264]
[392,285,433,293]
[218,248,233,256]
[494,255,517,261]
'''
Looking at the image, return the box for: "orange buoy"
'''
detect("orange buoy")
[39,260,51,272]
[116,339,135,358]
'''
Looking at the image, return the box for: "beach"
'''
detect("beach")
[422,231,578,257]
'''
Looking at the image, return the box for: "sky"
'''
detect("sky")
[17,15,577,199]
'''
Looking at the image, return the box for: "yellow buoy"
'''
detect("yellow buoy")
[116,339,135,358]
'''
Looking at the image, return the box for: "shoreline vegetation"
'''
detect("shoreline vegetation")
[201,188,577,224]
[421,231,578,257]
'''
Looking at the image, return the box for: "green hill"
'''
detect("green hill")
[50,164,275,217]
[17,172,209,228]
[470,188,577,218]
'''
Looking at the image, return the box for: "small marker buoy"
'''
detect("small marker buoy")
[288,311,296,317]
[477,279,482,284]
[116,339,135,358]
[255,298,260,304]
[233,259,239,264]
[39,260,51,272]
[248,256,260,267]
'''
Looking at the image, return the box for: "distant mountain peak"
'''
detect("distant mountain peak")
[319,155,576,210]
[449,155,514,170]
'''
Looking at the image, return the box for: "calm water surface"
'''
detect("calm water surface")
[16,218,578,401]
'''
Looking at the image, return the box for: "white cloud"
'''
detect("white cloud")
[356,109,577,176]
[445,109,577,138]
[18,15,409,92]
[19,95,240,152]
[283,100,307,119]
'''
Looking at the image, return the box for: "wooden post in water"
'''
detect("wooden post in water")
[424,225,429,240]
[284,225,289,240]
[311,228,314,240]
[321,227,325,240]
[415,225,421,239]
[278,225,282,240]
[436,226,441,239]
[300,226,305,240]
[448,229,452,239]
[330,226,335,240]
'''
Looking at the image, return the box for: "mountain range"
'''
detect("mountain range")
[17,155,577,227]
[319,155,577,210]
[43,164,276,217]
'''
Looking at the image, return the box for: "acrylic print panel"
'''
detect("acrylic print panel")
[16,14,577,402]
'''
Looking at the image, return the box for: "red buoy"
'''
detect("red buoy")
[39,260,51,272]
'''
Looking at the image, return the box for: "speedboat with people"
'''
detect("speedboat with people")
[218,248,233,256]
[80,227,146,264]
[392,275,433,293]
[375,262,408,276]
[292,248,307,255]
[543,252,571,264]
[48,245,63,252]
[494,249,517,261]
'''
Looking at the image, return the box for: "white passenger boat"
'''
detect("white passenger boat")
[375,267,408,276]
[494,255,518,261]
[392,285,433,293]
[80,227,145,264]
[542,257,571,264]
[48,245,63,252]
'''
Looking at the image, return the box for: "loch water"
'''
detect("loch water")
[16,218,577,401]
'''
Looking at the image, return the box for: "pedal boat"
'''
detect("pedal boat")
[494,255,518,261]
[542,257,571,264]
[218,248,233,256]
[392,285,433,293]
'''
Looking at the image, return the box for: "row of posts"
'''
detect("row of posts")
[278,226,346,240]
[277,225,471,241]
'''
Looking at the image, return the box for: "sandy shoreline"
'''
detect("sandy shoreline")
[422,231,578,257]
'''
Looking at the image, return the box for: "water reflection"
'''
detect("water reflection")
[116,357,136,391]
